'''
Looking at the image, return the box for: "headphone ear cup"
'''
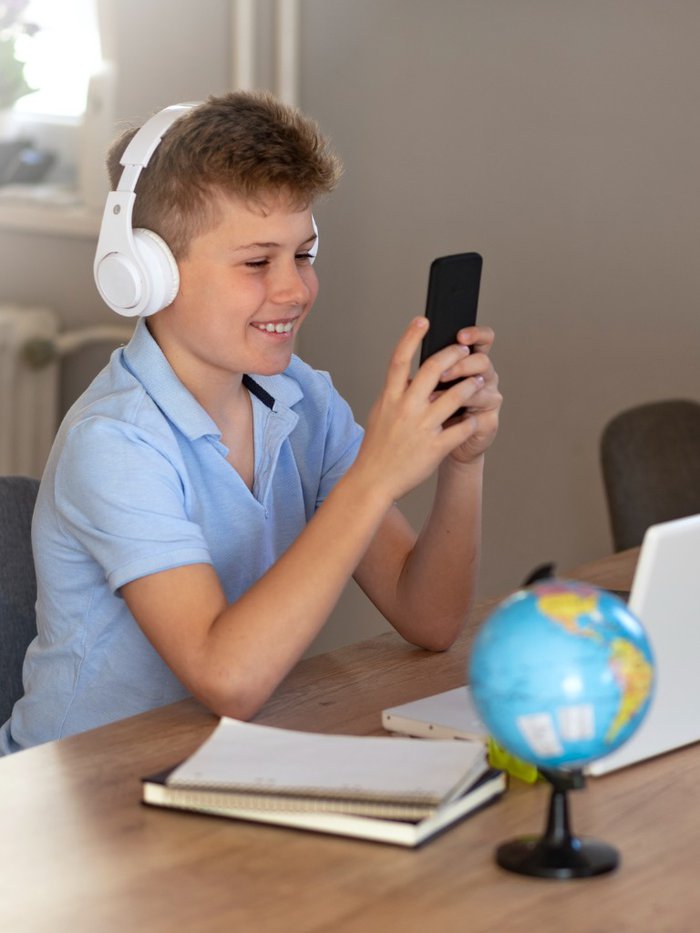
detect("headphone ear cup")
[133,228,180,316]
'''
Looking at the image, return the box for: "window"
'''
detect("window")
[0,0,107,235]
[13,0,102,120]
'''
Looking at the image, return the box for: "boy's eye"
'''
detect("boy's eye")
[244,253,313,270]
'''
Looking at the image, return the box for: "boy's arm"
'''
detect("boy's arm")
[122,319,501,721]
[121,463,395,722]
[352,456,484,651]
[353,326,500,649]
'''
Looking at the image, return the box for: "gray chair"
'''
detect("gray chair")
[0,476,40,724]
[600,399,700,552]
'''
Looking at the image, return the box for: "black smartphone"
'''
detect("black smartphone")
[419,252,482,391]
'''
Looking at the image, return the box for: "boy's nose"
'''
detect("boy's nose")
[271,262,311,306]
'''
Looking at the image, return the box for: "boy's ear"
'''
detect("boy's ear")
[94,103,198,317]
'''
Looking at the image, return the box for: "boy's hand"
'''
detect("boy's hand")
[438,324,502,466]
[355,318,502,503]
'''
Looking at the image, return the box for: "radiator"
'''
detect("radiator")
[0,306,59,479]
[0,305,132,479]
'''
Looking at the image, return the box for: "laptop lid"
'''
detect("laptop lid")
[588,513,700,775]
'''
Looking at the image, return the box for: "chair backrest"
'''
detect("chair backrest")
[601,399,700,551]
[0,475,40,724]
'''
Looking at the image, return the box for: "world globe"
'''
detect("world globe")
[467,579,656,878]
[468,579,655,770]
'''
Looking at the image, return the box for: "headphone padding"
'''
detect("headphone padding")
[133,228,180,316]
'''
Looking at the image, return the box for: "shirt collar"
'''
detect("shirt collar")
[121,318,303,440]
[246,369,303,412]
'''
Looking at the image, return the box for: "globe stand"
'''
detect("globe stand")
[496,768,619,879]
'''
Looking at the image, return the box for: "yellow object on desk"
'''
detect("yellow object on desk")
[487,736,540,783]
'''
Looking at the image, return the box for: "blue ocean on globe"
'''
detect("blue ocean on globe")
[468,580,655,770]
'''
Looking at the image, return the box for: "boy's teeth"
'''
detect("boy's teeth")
[256,322,293,333]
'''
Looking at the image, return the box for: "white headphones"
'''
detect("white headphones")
[94,101,319,318]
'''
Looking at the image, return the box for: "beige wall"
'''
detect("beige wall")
[298,0,700,652]
[1,1,698,655]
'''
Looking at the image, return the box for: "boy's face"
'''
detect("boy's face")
[150,193,319,385]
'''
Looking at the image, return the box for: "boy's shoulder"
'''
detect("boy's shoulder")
[55,346,194,471]
[61,350,166,434]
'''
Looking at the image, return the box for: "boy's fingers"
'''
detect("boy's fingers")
[439,349,495,385]
[457,325,495,354]
[430,374,486,425]
[412,342,472,396]
[384,317,428,394]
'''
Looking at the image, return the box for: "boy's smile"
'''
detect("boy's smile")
[250,320,296,335]
[147,193,318,405]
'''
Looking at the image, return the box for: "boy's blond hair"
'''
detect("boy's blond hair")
[106,91,342,259]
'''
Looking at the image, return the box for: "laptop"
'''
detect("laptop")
[382,513,700,776]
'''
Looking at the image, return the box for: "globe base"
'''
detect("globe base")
[495,768,619,879]
[496,835,618,879]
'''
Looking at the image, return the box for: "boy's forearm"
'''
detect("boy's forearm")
[201,466,395,717]
[390,455,484,649]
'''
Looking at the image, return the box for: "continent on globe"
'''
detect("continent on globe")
[606,637,654,742]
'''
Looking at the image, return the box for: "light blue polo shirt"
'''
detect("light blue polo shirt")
[0,318,363,754]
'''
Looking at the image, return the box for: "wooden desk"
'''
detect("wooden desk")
[3,549,699,932]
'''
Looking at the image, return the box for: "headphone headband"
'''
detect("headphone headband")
[116,103,197,193]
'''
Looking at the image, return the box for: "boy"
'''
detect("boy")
[0,92,501,753]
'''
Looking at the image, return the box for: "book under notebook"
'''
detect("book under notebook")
[142,767,506,847]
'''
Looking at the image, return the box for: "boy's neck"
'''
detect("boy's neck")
[145,316,249,424]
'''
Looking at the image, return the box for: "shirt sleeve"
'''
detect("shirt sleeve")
[54,414,213,593]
